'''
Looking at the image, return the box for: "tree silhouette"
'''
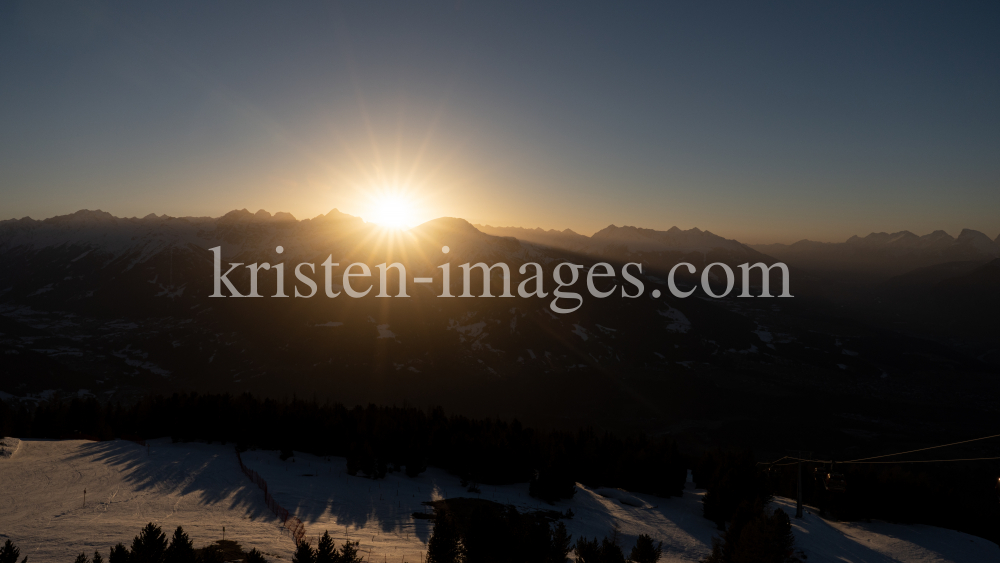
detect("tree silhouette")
[0,540,24,563]
[315,532,337,563]
[164,526,196,563]
[292,540,316,563]
[426,512,465,563]
[130,523,168,563]
[628,534,662,563]
[339,541,363,563]
[108,543,129,563]
[547,522,572,563]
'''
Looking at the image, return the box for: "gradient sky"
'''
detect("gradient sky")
[1,1,998,243]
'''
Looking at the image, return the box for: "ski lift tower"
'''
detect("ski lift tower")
[788,450,813,519]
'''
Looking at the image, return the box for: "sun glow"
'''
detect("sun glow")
[366,192,419,229]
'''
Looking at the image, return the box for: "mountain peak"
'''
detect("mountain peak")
[414,217,481,234]
[46,209,117,224]
[220,209,253,222]
[955,229,1000,255]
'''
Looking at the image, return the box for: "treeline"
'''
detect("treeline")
[696,449,1000,556]
[0,393,687,499]
[290,531,363,563]
[768,459,1000,546]
[420,498,664,563]
[1,523,271,563]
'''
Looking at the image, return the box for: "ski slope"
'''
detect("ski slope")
[0,438,996,562]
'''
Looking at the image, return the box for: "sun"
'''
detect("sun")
[368,193,416,229]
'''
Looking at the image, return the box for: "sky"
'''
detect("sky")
[1,1,998,244]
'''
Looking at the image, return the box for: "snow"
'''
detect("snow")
[658,308,691,333]
[0,440,996,562]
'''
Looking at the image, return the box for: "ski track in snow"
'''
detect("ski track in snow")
[0,439,997,562]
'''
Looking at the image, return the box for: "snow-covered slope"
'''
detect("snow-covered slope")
[1,439,996,562]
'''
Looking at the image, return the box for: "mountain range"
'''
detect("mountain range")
[1,209,998,455]
[751,228,1000,277]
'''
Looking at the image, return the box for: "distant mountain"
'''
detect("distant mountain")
[752,229,1000,277]
[0,209,778,402]
[476,223,760,257]
[3,209,997,445]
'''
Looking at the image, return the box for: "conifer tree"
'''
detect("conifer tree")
[92,552,104,563]
[245,549,268,563]
[0,540,22,563]
[315,532,337,563]
[108,543,129,563]
[599,530,626,563]
[426,512,465,563]
[73,554,89,563]
[292,540,316,563]
[547,522,572,563]
[338,541,363,563]
[628,535,662,563]
[731,508,800,563]
[573,537,600,563]
[165,526,196,563]
[131,523,168,563]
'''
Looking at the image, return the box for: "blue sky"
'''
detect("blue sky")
[1,1,998,243]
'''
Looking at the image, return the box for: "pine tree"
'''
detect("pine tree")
[292,540,316,563]
[131,523,168,563]
[731,508,801,563]
[338,541,363,563]
[74,554,89,563]
[426,512,465,563]
[108,543,129,563]
[701,537,726,563]
[547,522,572,563]
[165,526,196,563]
[315,532,337,563]
[92,552,104,563]
[245,549,268,563]
[0,540,21,563]
[628,534,662,563]
[599,529,626,563]
[573,537,600,563]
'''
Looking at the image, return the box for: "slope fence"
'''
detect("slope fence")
[236,450,306,546]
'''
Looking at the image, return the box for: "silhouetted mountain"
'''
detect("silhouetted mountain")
[477,223,762,258]
[2,210,998,452]
[752,229,1000,277]
[880,260,989,293]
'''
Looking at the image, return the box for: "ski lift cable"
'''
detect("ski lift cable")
[761,432,1000,466]
[765,455,1000,465]
[844,433,1000,463]
[842,456,1000,464]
